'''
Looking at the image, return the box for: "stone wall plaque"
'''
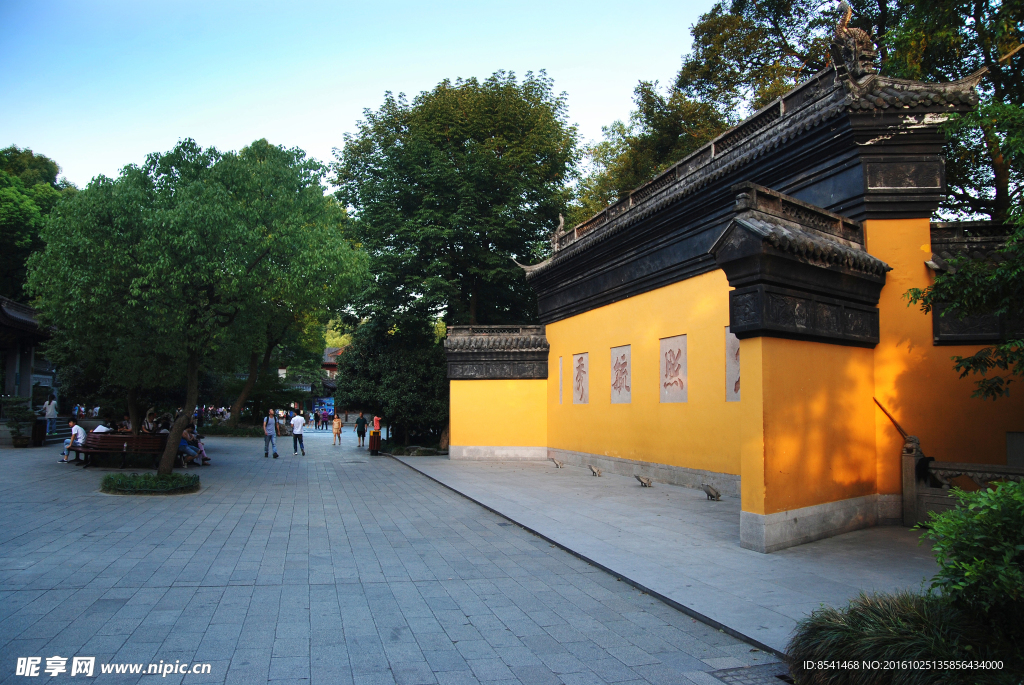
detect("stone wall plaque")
[610,345,631,404]
[660,335,687,403]
[725,327,741,402]
[572,353,589,404]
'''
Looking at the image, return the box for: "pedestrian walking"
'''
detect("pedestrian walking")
[291,412,306,456]
[313,409,321,431]
[332,414,342,445]
[42,394,58,435]
[263,408,280,459]
[355,412,368,447]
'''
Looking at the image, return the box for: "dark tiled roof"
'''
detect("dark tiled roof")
[444,325,549,353]
[733,215,890,276]
[520,62,984,281]
[0,296,43,335]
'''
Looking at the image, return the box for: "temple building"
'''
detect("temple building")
[444,27,1024,552]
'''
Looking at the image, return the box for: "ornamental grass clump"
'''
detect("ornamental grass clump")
[101,472,200,495]
[787,481,1024,685]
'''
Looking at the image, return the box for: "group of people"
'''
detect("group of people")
[52,401,380,465]
[260,409,378,458]
[58,411,210,466]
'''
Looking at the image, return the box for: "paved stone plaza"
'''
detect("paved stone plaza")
[394,458,938,655]
[0,430,783,684]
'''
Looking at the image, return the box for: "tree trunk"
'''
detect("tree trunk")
[228,351,260,427]
[986,130,1011,224]
[126,387,140,436]
[157,350,199,475]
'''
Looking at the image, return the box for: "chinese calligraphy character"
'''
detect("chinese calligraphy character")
[45,656,67,677]
[575,356,587,401]
[612,354,630,393]
[71,657,95,677]
[663,348,684,389]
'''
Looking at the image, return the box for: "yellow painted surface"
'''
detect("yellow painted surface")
[545,270,746,476]
[739,337,766,514]
[450,379,547,447]
[760,338,877,514]
[448,218,1024,519]
[867,218,1024,494]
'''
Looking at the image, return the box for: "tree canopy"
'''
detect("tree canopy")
[28,138,365,472]
[0,146,74,301]
[573,0,1023,224]
[907,111,1024,399]
[331,71,578,442]
[334,70,579,326]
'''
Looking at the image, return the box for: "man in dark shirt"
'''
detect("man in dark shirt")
[355,412,368,448]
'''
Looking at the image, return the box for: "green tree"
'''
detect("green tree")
[887,0,1023,221]
[29,139,364,473]
[334,70,579,326]
[333,317,448,445]
[570,85,729,225]
[0,147,73,301]
[906,107,1024,398]
[332,71,578,438]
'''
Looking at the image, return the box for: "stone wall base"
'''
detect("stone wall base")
[449,445,548,461]
[547,448,740,497]
[740,493,902,553]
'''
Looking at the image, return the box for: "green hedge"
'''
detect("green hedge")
[101,472,200,495]
[200,424,266,437]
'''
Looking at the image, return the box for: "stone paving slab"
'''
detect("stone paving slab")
[0,430,786,684]
[392,457,938,656]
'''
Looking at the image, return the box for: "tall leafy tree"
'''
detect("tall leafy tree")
[334,70,579,326]
[0,147,73,302]
[29,139,364,473]
[332,71,577,438]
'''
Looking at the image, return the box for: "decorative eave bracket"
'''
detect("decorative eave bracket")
[711,184,890,347]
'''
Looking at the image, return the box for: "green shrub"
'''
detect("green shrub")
[787,592,1011,685]
[918,480,1024,612]
[200,424,265,437]
[1,397,37,438]
[787,483,1024,684]
[101,472,200,494]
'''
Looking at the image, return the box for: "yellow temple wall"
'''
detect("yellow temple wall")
[866,218,1024,496]
[449,379,547,456]
[545,270,745,477]
[758,337,877,515]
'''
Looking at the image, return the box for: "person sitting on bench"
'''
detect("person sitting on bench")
[60,418,87,463]
[179,426,201,466]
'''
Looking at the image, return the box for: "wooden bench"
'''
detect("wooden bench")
[69,433,179,469]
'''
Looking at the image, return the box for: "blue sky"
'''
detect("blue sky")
[1,0,714,187]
